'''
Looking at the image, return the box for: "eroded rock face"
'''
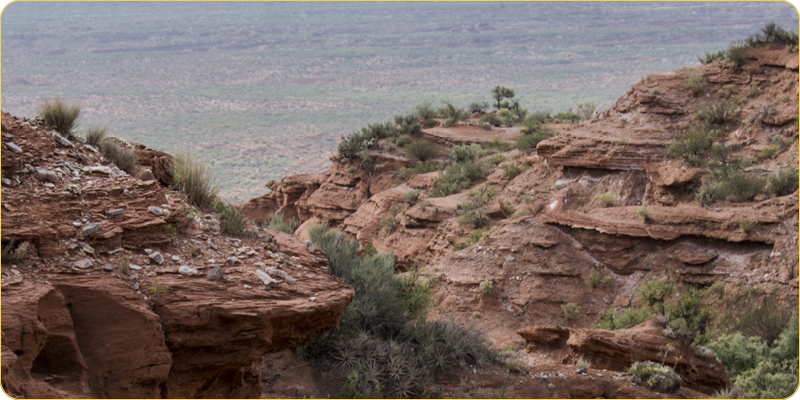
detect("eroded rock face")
[0,112,355,399]
[518,320,731,394]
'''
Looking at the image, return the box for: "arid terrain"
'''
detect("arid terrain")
[2,24,799,400]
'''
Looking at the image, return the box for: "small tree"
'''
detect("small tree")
[491,86,515,109]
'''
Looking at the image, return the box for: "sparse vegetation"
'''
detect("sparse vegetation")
[491,86,515,110]
[402,189,421,205]
[768,167,799,197]
[217,201,245,236]
[592,308,651,330]
[394,162,438,183]
[119,257,132,275]
[637,201,653,222]
[264,212,298,234]
[586,268,613,288]
[695,101,738,126]
[456,185,497,228]
[627,361,682,393]
[501,163,525,179]
[83,124,107,147]
[99,138,139,175]
[431,159,489,198]
[174,152,219,210]
[403,140,438,162]
[561,303,580,322]
[380,204,406,235]
[686,70,706,95]
[300,224,495,399]
[37,97,81,137]
[666,127,714,167]
[576,102,596,119]
[576,356,592,373]
[516,124,555,151]
[595,192,618,207]
[479,280,495,295]
[737,216,757,233]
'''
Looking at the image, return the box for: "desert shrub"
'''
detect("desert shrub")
[479,113,503,127]
[83,125,107,147]
[592,308,651,330]
[402,189,421,205]
[466,227,492,246]
[586,268,613,288]
[1,240,30,263]
[469,101,490,114]
[709,387,746,399]
[516,126,555,151]
[697,166,766,204]
[480,137,513,152]
[699,50,725,65]
[415,101,438,120]
[479,280,495,295]
[510,209,532,219]
[576,356,592,373]
[686,70,706,95]
[695,101,738,126]
[403,140,438,161]
[218,203,245,236]
[119,257,132,275]
[737,216,757,232]
[666,127,714,166]
[99,139,138,175]
[486,153,506,166]
[554,110,581,123]
[638,278,675,317]
[769,167,799,197]
[264,212,298,234]
[174,152,219,210]
[637,201,653,222]
[666,285,715,346]
[497,109,515,127]
[380,204,406,235]
[576,102,596,119]
[303,224,494,398]
[595,192,619,207]
[437,101,470,127]
[627,361,682,393]
[394,162,438,183]
[726,43,750,70]
[501,163,526,179]
[394,113,422,136]
[562,303,580,322]
[430,161,488,197]
[449,143,487,163]
[456,185,497,228]
[37,97,81,136]
[526,110,552,125]
[718,289,792,345]
[337,131,368,159]
[395,134,413,147]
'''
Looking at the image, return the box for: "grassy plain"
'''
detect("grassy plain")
[2,1,797,201]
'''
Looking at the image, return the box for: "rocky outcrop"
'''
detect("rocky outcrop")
[536,136,667,171]
[518,320,731,394]
[0,113,355,399]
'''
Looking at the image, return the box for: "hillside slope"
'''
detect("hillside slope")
[242,43,799,397]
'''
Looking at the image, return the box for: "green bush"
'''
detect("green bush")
[686,70,706,95]
[402,189,421,205]
[637,201,653,222]
[437,101,470,127]
[526,110,552,125]
[394,162,438,183]
[430,161,488,197]
[302,224,494,398]
[403,140,438,162]
[699,50,725,65]
[638,278,675,317]
[592,308,651,330]
[726,43,749,70]
[395,134,413,147]
[562,303,580,322]
[337,131,368,160]
[769,167,798,197]
[380,204,406,235]
[516,126,555,151]
[479,280,495,295]
[627,361,682,393]
[219,203,245,236]
[695,101,738,126]
[586,268,613,288]
[576,102,596,119]
[719,289,792,345]
[83,125,107,147]
[501,163,526,179]
[697,167,766,204]
[737,216,757,232]
[479,137,513,152]
[486,153,506,166]
[456,185,497,228]
[415,101,438,121]
[37,97,81,136]
[595,192,619,207]
[264,212,298,234]
[174,152,219,210]
[479,113,503,127]
[666,127,714,166]
[449,143,487,163]
[99,139,139,176]
[554,110,581,123]
[394,113,422,136]
[469,101,490,114]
